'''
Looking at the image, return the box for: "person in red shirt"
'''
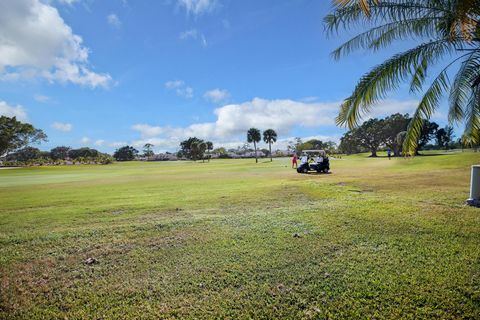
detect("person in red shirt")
[292,154,298,168]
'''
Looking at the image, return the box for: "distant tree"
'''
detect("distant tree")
[296,139,338,154]
[189,140,206,161]
[113,146,138,161]
[180,137,204,160]
[339,131,362,155]
[190,141,199,161]
[50,146,71,160]
[39,151,51,159]
[247,128,261,163]
[0,116,47,157]
[68,147,100,159]
[417,120,439,153]
[436,126,455,150]
[198,142,207,162]
[383,113,409,156]
[355,118,386,157]
[396,131,407,155]
[6,146,41,162]
[323,141,338,154]
[306,139,325,150]
[286,137,306,155]
[143,143,154,157]
[213,147,226,155]
[206,141,213,162]
[263,129,277,161]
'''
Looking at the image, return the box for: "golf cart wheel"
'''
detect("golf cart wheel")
[302,167,308,173]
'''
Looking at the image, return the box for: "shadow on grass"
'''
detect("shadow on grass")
[299,172,332,176]
[369,153,456,158]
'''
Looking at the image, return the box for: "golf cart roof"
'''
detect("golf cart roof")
[302,149,326,155]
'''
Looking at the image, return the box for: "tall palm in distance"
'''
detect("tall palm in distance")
[247,128,261,163]
[327,0,480,154]
[263,129,278,162]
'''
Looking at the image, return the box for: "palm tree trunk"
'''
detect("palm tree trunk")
[254,142,258,163]
[269,142,272,162]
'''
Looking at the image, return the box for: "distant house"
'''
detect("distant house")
[274,150,292,157]
[151,153,178,161]
[243,151,265,158]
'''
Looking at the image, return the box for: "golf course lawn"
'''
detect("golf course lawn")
[1,152,480,319]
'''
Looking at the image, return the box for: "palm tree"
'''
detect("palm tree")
[143,143,154,158]
[326,0,480,154]
[247,128,261,163]
[263,129,278,162]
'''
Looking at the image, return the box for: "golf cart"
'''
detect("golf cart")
[297,149,330,174]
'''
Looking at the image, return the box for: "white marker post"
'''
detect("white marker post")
[467,165,480,207]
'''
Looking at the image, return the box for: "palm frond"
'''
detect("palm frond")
[336,39,453,128]
[403,70,450,155]
[331,17,440,60]
[326,1,450,34]
[448,51,480,123]
[461,85,480,144]
[335,0,378,16]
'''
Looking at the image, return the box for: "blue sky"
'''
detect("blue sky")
[0,0,452,153]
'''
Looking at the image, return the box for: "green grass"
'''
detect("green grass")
[1,152,480,319]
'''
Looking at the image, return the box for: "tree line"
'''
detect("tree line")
[177,128,278,163]
[5,146,113,166]
[287,138,338,155]
[338,113,459,157]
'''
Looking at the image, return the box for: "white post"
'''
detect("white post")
[467,165,480,207]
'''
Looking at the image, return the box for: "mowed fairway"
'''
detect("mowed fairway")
[1,153,480,319]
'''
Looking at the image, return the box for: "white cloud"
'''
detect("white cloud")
[131,137,179,151]
[54,0,80,4]
[109,141,128,148]
[0,101,28,121]
[131,124,168,137]
[301,96,319,103]
[179,29,208,47]
[94,139,105,146]
[51,122,72,132]
[107,13,121,28]
[179,29,198,40]
[80,136,90,144]
[369,99,418,118]
[177,0,219,16]
[165,79,185,89]
[131,98,420,151]
[182,87,194,98]
[0,0,112,88]
[165,79,193,98]
[34,95,50,103]
[200,34,207,47]
[204,88,229,103]
[131,98,340,145]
